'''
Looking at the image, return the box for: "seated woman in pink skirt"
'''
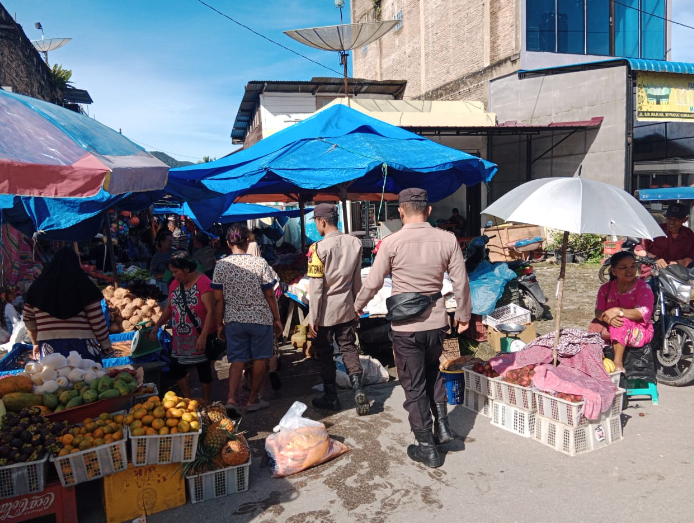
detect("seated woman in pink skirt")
[591,252,654,373]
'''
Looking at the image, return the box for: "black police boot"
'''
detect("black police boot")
[312,383,342,411]
[349,373,370,416]
[433,402,453,445]
[407,428,443,468]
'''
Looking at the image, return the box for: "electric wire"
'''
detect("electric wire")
[612,0,694,33]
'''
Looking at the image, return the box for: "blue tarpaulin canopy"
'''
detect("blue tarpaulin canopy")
[169,104,497,203]
[637,187,694,201]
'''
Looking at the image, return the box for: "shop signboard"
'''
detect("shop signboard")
[636,72,694,122]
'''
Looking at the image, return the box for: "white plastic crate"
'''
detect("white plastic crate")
[491,402,536,438]
[463,368,494,398]
[491,378,537,411]
[534,415,623,456]
[0,454,49,499]
[51,438,128,487]
[608,372,622,387]
[462,389,493,418]
[483,304,531,328]
[186,456,251,503]
[129,427,201,466]
[535,388,625,428]
[134,383,159,403]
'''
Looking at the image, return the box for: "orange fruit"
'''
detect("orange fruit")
[131,403,143,412]
[165,418,179,428]
[177,421,190,433]
[71,448,81,454]
[102,424,115,435]
[130,420,143,431]
[131,428,145,436]
[99,413,112,421]
[61,434,74,445]
[169,427,178,434]
[151,419,165,431]
[112,430,123,441]
[72,436,84,446]
[190,421,200,431]
[113,414,124,424]
[133,408,147,420]
[181,412,193,422]
[79,440,91,451]
[158,427,170,435]
[145,428,157,436]
[93,438,105,447]
[58,448,69,457]
[152,407,166,419]
[124,414,134,425]
[141,402,154,412]
[169,409,183,419]
[95,420,107,428]
[93,428,104,439]
[63,444,74,452]
[141,415,154,426]
[162,400,176,410]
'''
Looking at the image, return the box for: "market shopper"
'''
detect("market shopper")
[635,203,694,277]
[150,229,174,279]
[591,251,654,373]
[150,251,215,402]
[2,286,21,335]
[354,188,471,468]
[212,223,282,415]
[23,247,112,362]
[308,203,370,416]
[193,233,217,278]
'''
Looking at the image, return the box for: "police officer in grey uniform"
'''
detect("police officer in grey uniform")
[308,204,370,416]
[355,189,471,467]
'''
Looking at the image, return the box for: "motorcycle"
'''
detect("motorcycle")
[464,234,551,321]
[644,258,694,386]
[598,237,641,283]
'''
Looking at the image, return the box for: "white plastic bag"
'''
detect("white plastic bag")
[265,402,349,477]
[335,355,389,389]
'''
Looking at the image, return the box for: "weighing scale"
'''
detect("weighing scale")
[496,323,526,353]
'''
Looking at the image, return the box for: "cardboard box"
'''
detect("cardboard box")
[483,224,544,262]
[487,324,537,352]
[103,464,185,523]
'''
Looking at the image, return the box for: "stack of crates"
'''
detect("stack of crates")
[462,368,494,418]
[533,388,625,456]
[489,378,537,438]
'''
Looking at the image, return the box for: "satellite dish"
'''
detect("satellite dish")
[285,3,398,99]
[31,38,71,65]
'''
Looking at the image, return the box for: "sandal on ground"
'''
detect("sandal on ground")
[246,399,270,412]
[225,403,241,417]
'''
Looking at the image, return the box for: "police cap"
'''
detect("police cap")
[398,188,428,204]
[312,203,339,219]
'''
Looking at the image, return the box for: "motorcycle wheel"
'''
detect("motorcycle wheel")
[530,250,546,262]
[520,289,552,321]
[598,264,610,283]
[656,324,694,387]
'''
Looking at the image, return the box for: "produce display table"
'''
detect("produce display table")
[0,480,77,523]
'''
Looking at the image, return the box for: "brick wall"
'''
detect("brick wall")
[352,0,519,106]
[0,4,61,102]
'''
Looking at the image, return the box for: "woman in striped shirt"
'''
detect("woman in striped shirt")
[24,247,112,362]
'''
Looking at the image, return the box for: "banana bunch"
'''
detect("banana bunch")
[603,358,616,373]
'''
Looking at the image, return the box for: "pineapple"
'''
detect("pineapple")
[202,422,228,455]
[221,435,249,466]
[202,402,228,427]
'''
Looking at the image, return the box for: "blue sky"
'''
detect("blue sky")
[5,0,694,162]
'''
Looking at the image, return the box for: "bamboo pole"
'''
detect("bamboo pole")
[552,230,570,365]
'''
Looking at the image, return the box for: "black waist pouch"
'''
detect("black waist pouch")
[386,292,442,322]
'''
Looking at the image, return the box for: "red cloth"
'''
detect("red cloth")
[640,224,694,277]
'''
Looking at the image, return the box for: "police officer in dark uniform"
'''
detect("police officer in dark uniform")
[308,204,370,416]
[355,189,471,467]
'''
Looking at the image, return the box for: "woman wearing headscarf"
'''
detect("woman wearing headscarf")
[23,247,112,362]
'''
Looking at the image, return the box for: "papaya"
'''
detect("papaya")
[82,390,98,404]
[127,381,138,393]
[113,380,129,397]
[65,396,83,409]
[90,379,99,392]
[2,392,43,412]
[59,390,78,405]
[72,381,86,392]
[116,372,134,384]
[42,393,59,410]
[98,389,120,400]
[97,376,113,394]
[54,404,65,413]
[0,376,33,398]
[80,386,90,397]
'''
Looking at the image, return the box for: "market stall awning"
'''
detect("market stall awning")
[169,104,497,204]
[0,89,169,198]
[637,187,694,201]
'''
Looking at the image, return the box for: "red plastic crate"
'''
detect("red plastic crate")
[462,314,487,342]
[603,240,623,256]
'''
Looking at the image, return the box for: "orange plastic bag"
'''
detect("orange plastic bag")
[265,402,349,478]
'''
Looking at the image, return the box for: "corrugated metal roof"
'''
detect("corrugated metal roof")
[62,87,93,104]
[519,58,694,78]
[231,77,407,143]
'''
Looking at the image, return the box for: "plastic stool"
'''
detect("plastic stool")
[625,378,659,405]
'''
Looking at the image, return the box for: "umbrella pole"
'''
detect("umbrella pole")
[299,196,307,254]
[104,211,119,289]
[552,231,570,365]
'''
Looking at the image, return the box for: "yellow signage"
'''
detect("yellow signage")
[306,244,324,278]
[636,72,694,122]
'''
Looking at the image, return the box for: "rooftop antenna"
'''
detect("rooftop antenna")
[31,22,71,66]
[284,0,398,103]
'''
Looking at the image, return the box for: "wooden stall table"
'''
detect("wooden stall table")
[0,480,77,523]
[282,291,310,340]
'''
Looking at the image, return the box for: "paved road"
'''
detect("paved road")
[144,381,693,523]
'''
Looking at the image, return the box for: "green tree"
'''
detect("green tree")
[200,156,216,164]
[49,64,73,89]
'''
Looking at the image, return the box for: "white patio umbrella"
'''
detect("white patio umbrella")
[483,176,665,363]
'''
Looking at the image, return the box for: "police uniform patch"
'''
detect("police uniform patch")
[307,243,324,278]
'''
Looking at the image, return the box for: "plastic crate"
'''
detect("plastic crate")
[0,454,49,499]
[534,415,623,456]
[603,240,624,256]
[441,370,464,405]
[483,304,531,329]
[462,389,493,418]
[461,314,487,342]
[535,389,625,428]
[608,372,622,387]
[186,456,252,503]
[51,437,128,487]
[463,368,494,398]
[133,383,159,404]
[491,378,537,411]
[129,426,201,467]
[491,402,536,438]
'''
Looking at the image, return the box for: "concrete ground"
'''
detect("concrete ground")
[81,264,693,522]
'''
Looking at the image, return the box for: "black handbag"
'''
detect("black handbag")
[179,282,226,361]
[385,292,442,322]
